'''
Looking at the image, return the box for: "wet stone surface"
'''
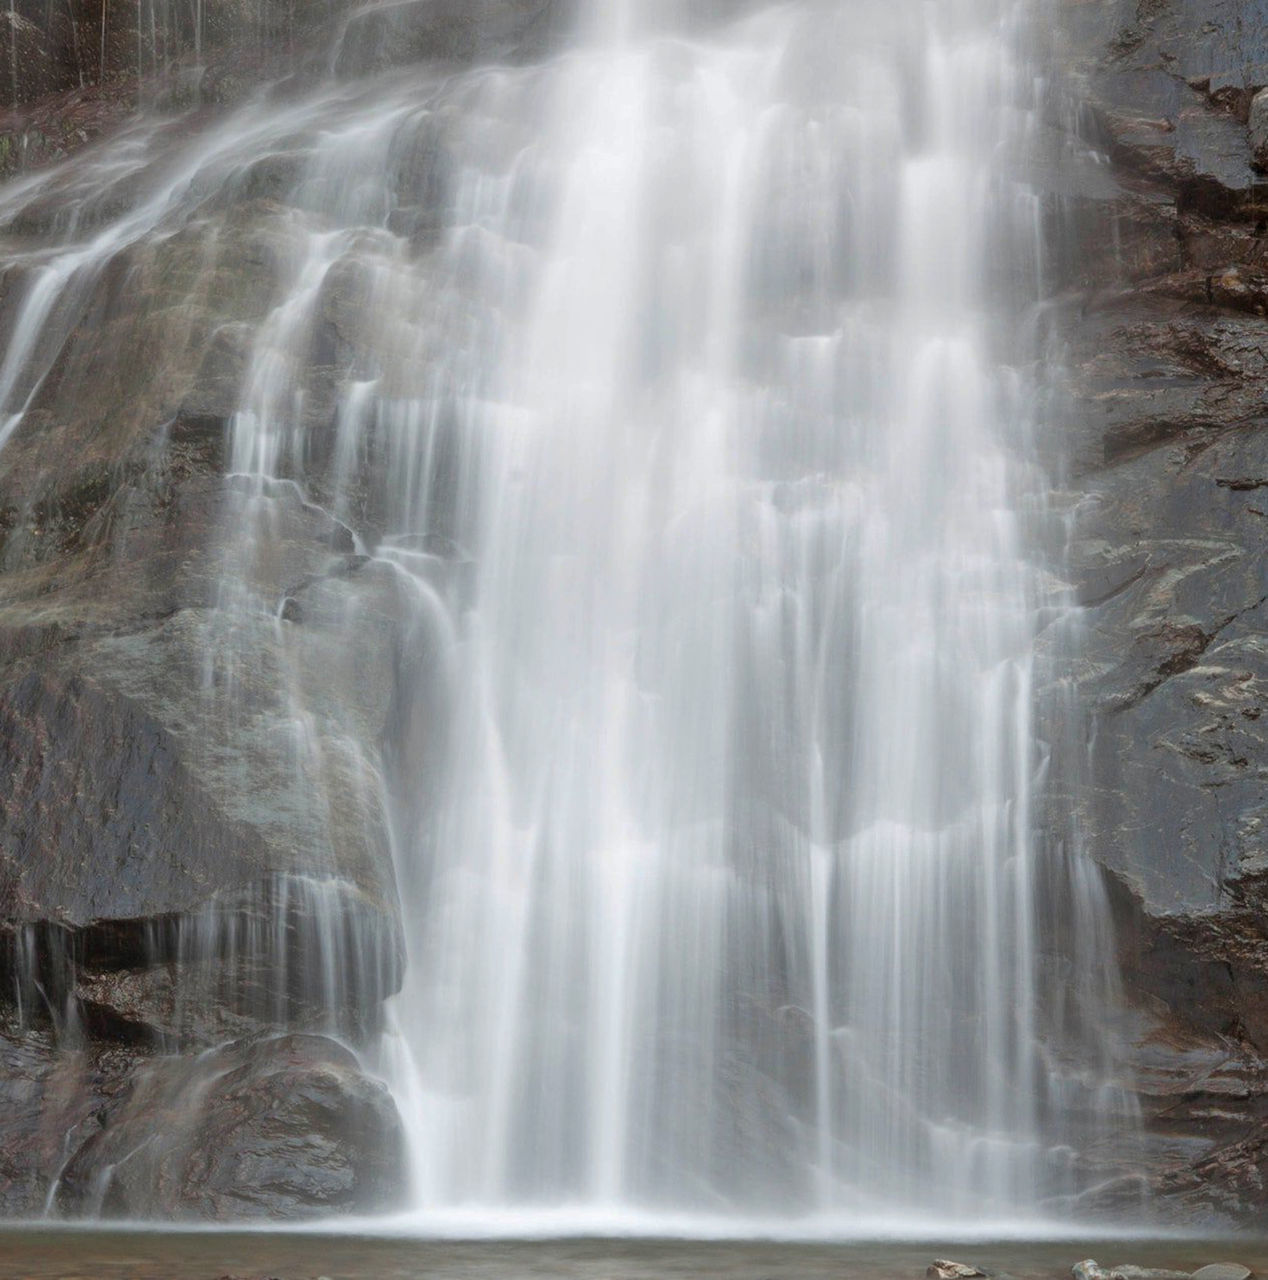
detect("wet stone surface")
[1048,0,1268,1224]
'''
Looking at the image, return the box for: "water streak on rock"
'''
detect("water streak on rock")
[0,0,1140,1226]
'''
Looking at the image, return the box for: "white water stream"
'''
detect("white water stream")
[367,0,1128,1220]
[0,0,1137,1229]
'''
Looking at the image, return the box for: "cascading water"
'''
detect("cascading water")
[0,0,1139,1230]
[368,0,1135,1222]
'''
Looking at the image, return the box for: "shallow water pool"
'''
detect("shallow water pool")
[0,1233,1262,1280]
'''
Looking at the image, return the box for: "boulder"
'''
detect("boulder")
[52,1034,407,1219]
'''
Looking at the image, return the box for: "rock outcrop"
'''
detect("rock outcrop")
[0,0,590,1222]
[1052,0,1268,1225]
[0,0,457,1226]
[51,1034,405,1219]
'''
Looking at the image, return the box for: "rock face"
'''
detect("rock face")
[0,0,335,108]
[1052,0,1268,1225]
[0,1012,138,1216]
[0,0,582,1223]
[330,0,563,78]
[0,221,411,1208]
[52,1034,405,1220]
[0,0,435,1230]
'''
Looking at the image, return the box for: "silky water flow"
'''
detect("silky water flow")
[369,0,1138,1223]
[0,0,1138,1230]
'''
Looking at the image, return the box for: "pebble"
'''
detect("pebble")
[927,1262,987,1279]
[1191,1267,1252,1280]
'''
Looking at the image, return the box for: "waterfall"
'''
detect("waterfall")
[0,0,1140,1229]
[370,0,1133,1223]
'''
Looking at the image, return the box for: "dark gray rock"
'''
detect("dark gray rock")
[0,70,417,1218]
[0,1015,136,1218]
[1053,0,1268,1226]
[53,1034,407,1220]
[0,578,406,932]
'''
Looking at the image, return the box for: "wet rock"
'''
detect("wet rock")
[0,164,411,1207]
[1074,1264,1114,1280]
[1073,1265,1183,1280]
[1050,0,1268,1223]
[0,1014,136,1218]
[0,666,264,927]
[1250,89,1268,171]
[76,965,263,1049]
[70,876,400,1050]
[0,294,414,946]
[53,1034,407,1220]
[0,0,337,122]
[928,1263,987,1279]
[0,78,149,181]
[1191,1268,1253,1280]
[0,29,447,1214]
[0,602,403,933]
[332,0,562,78]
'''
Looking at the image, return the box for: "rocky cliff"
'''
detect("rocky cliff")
[0,0,592,1221]
[1051,0,1268,1225]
